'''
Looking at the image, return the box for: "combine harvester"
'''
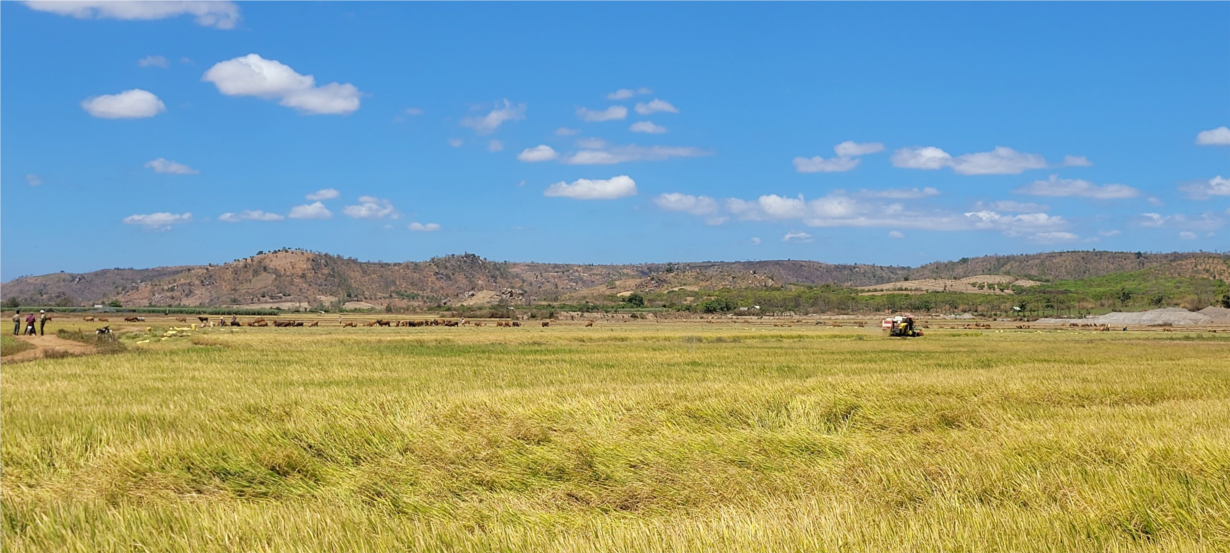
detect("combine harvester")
[882,313,923,337]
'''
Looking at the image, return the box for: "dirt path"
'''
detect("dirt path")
[5,334,97,362]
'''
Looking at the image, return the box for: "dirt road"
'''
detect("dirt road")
[5,334,96,362]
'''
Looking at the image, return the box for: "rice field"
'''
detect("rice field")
[3,322,1229,552]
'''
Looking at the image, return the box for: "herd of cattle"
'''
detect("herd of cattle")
[80,315,579,329]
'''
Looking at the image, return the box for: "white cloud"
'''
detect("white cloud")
[1031,231,1079,244]
[577,105,627,122]
[138,55,168,68]
[144,158,198,175]
[963,210,1069,236]
[630,121,668,134]
[1180,175,1230,199]
[750,237,761,246]
[859,187,939,199]
[462,99,526,133]
[25,175,41,187]
[517,145,559,162]
[1139,212,1224,232]
[793,155,860,173]
[306,188,340,201]
[555,127,579,136]
[973,200,1049,213]
[634,99,678,115]
[219,210,283,223]
[487,140,504,152]
[288,202,332,220]
[25,1,240,29]
[576,137,607,149]
[202,54,362,115]
[81,89,165,119]
[1196,126,1230,146]
[562,144,711,165]
[1099,230,1121,237]
[543,175,637,200]
[608,87,652,100]
[833,141,884,157]
[448,138,463,148]
[342,196,397,219]
[888,230,905,239]
[891,147,953,170]
[404,107,423,116]
[783,231,813,244]
[654,193,718,215]
[892,146,1050,175]
[123,212,191,230]
[1061,155,1092,167]
[408,222,441,232]
[1016,175,1139,199]
[950,147,1048,175]
[1179,231,1197,240]
[1140,213,1167,227]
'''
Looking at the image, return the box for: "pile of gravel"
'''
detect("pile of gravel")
[1038,308,1216,326]
[1199,306,1230,320]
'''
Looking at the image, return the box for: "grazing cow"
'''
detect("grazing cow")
[376,320,391,327]
[98,317,109,322]
[83,316,95,322]
[294,321,304,327]
[199,316,211,324]
[585,320,594,327]
[176,317,188,323]
[542,321,550,327]
[512,321,521,327]
[95,326,112,335]
[124,317,139,322]
[343,322,357,328]
[474,322,483,327]
[308,321,318,327]
[444,321,459,327]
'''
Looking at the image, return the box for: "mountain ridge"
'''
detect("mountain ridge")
[3,250,1225,308]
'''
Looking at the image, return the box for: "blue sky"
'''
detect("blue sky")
[3,1,1228,281]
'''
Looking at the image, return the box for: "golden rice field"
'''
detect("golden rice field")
[3,321,1229,552]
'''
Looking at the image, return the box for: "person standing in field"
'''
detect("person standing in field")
[39,310,48,336]
[12,310,21,335]
[25,312,36,335]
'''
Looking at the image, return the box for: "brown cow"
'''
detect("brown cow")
[343,322,357,328]
[124,316,140,322]
[308,321,318,327]
[83,316,95,322]
[98,317,109,322]
[512,321,521,327]
[585,320,594,327]
[376,320,391,327]
[541,321,550,327]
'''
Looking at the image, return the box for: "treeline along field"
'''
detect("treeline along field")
[3,325,1229,551]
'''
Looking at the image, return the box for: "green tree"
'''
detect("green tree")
[624,293,645,308]
[1220,294,1230,309]
[1,297,19,309]
[107,300,123,308]
[1117,287,1133,306]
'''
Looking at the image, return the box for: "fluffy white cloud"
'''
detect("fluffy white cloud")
[408,222,441,232]
[1099,230,1121,237]
[793,155,860,173]
[577,106,627,122]
[1196,126,1230,146]
[891,146,953,170]
[144,158,198,175]
[219,210,283,222]
[487,140,504,152]
[634,99,678,115]
[1031,231,1079,243]
[306,188,339,201]
[202,54,362,115]
[562,144,710,165]
[833,141,884,157]
[448,138,463,148]
[288,202,332,220]
[555,127,579,136]
[518,145,559,162]
[630,121,668,134]
[1138,212,1224,232]
[782,231,813,244]
[654,193,718,215]
[1180,176,1230,199]
[963,210,1069,236]
[608,87,652,100]
[1061,155,1092,167]
[342,196,397,219]
[25,1,240,29]
[973,200,1049,213]
[859,187,939,199]
[543,175,637,200]
[888,230,905,239]
[138,55,168,68]
[892,146,1050,175]
[1179,231,1197,240]
[81,89,165,119]
[123,211,191,230]
[462,99,526,133]
[25,175,41,187]
[1015,175,1139,199]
